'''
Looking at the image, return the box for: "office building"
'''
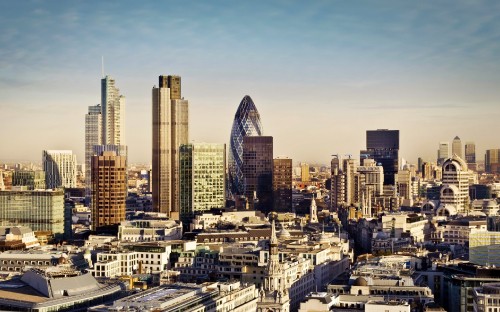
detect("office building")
[331,156,345,210]
[91,151,127,233]
[0,189,64,237]
[452,136,463,158]
[42,150,77,189]
[152,75,189,219]
[465,142,476,170]
[85,104,102,197]
[242,136,273,212]
[440,155,472,214]
[361,129,399,185]
[101,76,125,145]
[179,143,226,227]
[228,95,263,197]
[301,162,310,182]
[437,142,450,165]
[486,149,500,173]
[273,157,293,212]
[12,170,45,190]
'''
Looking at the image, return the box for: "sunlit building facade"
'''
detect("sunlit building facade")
[42,150,77,189]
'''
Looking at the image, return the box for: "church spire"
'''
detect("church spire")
[309,193,318,223]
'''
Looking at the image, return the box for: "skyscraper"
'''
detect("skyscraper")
[452,136,463,158]
[242,136,273,212]
[91,151,127,233]
[85,104,102,197]
[101,76,125,145]
[43,150,77,189]
[465,142,476,169]
[152,75,189,219]
[300,162,310,182]
[273,157,292,212]
[485,149,500,173]
[228,95,263,197]
[360,129,399,185]
[179,143,226,227]
[437,142,450,165]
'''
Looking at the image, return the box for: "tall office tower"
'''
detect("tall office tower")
[360,129,399,185]
[452,136,463,158]
[12,170,46,190]
[91,151,127,233]
[396,169,412,200]
[300,162,310,182]
[273,157,292,212]
[43,150,77,189]
[465,142,476,163]
[331,156,345,210]
[85,104,102,197]
[228,95,263,197]
[437,142,450,165]
[242,136,273,212]
[440,156,471,214]
[152,75,189,219]
[0,189,64,238]
[101,76,125,145]
[485,149,500,173]
[356,158,384,198]
[417,158,424,173]
[179,143,226,227]
[343,157,357,205]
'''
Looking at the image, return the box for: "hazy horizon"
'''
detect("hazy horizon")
[1,1,499,165]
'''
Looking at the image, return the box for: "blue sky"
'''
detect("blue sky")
[1,1,499,164]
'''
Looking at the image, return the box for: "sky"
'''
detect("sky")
[1,0,499,165]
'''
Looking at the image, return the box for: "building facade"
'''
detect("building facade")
[273,158,293,212]
[179,143,226,227]
[229,95,263,197]
[438,142,450,165]
[43,150,77,189]
[152,75,189,219]
[243,136,273,212]
[101,76,125,146]
[85,104,102,197]
[465,142,476,170]
[0,189,64,237]
[361,129,399,186]
[12,170,45,190]
[486,149,500,173]
[91,151,127,232]
[452,136,463,158]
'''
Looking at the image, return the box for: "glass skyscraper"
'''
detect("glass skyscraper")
[228,95,263,196]
[360,129,399,186]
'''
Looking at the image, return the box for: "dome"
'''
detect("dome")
[375,230,389,240]
[353,277,368,286]
[277,228,291,239]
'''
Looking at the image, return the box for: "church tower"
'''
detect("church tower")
[309,194,318,224]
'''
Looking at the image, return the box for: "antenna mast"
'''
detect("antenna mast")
[101,56,104,78]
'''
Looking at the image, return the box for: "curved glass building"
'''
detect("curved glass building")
[228,95,263,196]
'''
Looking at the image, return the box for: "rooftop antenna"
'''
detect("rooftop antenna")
[101,56,104,78]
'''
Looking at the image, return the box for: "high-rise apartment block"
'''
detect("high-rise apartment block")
[229,96,263,197]
[273,157,292,212]
[361,129,399,185]
[300,163,310,182]
[452,136,462,158]
[91,151,127,233]
[12,170,46,190]
[152,75,189,219]
[43,150,77,189]
[485,149,500,173]
[85,104,102,196]
[242,136,273,212]
[437,142,450,165]
[179,143,226,227]
[0,189,65,238]
[101,76,125,145]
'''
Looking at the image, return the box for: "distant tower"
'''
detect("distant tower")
[309,194,318,223]
[452,136,462,158]
[273,157,293,212]
[101,76,125,145]
[91,151,127,233]
[437,142,450,165]
[465,142,476,170]
[360,129,399,185]
[228,95,263,197]
[43,150,77,189]
[85,104,102,198]
[300,163,310,182]
[152,75,189,219]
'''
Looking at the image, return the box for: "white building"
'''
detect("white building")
[440,155,473,214]
[43,150,77,189]
[118,219,182,242]
[101,75,125,146]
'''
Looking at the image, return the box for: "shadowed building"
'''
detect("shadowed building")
[243,136,273,212]
[361,129,399,186]
[273,157,292,212]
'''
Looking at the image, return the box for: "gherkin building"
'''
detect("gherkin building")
[228,95,263,196]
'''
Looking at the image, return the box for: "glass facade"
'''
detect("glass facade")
[0,189,65,237]
[180,143,226,227]
[228,95,263,196]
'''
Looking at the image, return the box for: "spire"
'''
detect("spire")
[309,193,318,223]
[270,219,278,245]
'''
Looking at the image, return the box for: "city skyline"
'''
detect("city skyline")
[1,1,500,164]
